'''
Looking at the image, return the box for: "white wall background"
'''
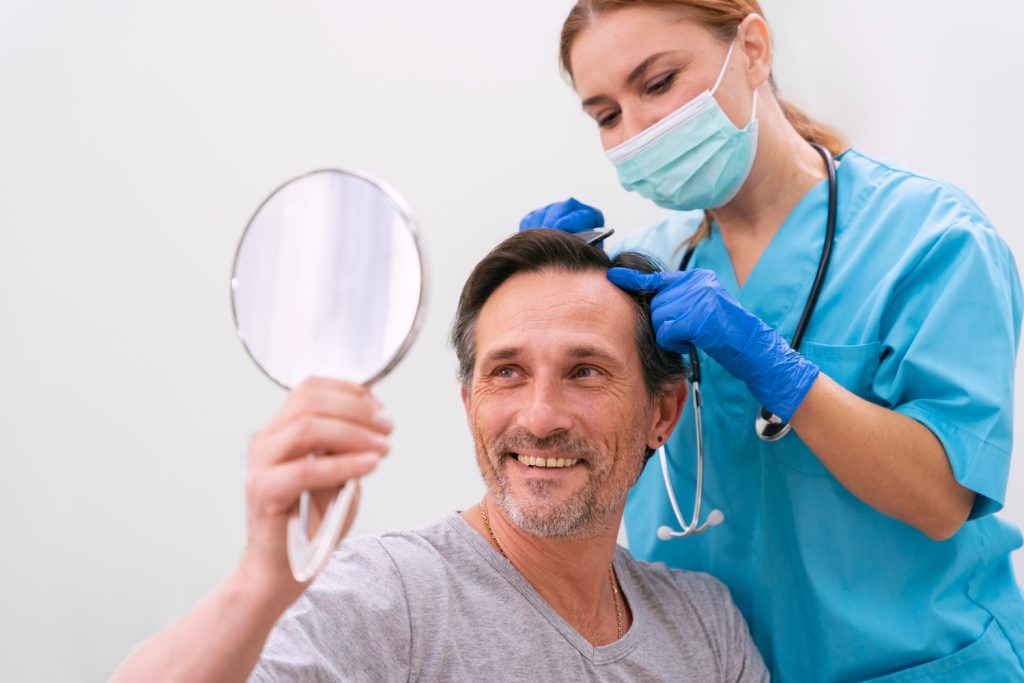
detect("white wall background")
[1,2,1022,680]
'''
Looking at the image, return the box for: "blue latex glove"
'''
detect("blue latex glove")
[519,197,604,234]
[607,267,820,421]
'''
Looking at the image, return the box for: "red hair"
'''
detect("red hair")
[560,0,848,158]
[561,1,849,247]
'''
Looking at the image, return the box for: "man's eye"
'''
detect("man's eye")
[494,366,517,379]
[573,366,601,379]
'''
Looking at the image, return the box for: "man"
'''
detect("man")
[111,229,767,682]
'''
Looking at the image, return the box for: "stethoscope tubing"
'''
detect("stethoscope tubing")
[659,142,838,539]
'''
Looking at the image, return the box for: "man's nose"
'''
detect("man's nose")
[515,376,573,438]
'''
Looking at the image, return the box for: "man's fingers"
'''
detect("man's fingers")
[250,452,380,512]
[271,386,389,435]
[253,416,391,467]
[607,267,670,292]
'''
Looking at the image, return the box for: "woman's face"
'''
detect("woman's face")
[570,7,758,151]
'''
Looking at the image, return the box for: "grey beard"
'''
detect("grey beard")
[482,427,639,539]
[494,467,609,538]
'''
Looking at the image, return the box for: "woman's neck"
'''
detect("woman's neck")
[709,91,828,286]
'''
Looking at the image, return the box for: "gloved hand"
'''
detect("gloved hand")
[607,267,820,421]
[519,197,604,234]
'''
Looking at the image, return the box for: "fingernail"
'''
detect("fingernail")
[372,410,393,433]
[370,432,390,451]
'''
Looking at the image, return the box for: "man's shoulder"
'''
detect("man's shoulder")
[329,513,474,588]
[616,545,734,612]
[370,512,469,564]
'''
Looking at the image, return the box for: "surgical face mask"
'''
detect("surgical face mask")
[606,42,759,211]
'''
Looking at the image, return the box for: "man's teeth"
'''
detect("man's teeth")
[514,454,579,468]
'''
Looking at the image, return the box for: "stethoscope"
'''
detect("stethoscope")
[657,142,838,540]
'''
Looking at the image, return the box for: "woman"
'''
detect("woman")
[520,1,1024,680]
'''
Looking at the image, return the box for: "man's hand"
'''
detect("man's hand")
[240,377,392,603]
[110,377,393,683]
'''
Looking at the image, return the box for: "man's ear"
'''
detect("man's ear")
[461,383,471,415]
[646,381,688,450]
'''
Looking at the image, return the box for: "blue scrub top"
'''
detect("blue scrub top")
[617,149,1024,681]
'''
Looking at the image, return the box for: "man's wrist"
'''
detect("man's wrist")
[227,554,306,625]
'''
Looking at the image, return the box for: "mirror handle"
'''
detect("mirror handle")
[286,478,358,582]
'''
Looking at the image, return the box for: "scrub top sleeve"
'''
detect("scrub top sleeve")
[872,219,1023,518]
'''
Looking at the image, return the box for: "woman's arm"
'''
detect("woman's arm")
[608,266,987,540]
[790,373,974,540]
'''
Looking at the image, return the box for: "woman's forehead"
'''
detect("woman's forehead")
[570,8,716,93]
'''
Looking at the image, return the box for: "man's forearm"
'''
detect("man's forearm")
[109,567,296,683]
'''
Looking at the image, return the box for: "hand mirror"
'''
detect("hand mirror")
[231,169,426,582]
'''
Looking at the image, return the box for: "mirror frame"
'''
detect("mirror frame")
[229,167,428,390]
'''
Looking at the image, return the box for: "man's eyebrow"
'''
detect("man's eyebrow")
[480,347,520,366]
[479,345,621,365]
[581,52,672,109]
[567,345,621,365]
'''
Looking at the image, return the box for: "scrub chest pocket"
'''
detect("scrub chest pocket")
[773,340,881,477]
[851,619,1021,682]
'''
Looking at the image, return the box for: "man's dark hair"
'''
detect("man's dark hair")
[450,229,687,398]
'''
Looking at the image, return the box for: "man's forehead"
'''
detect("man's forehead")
[476,269,637,353]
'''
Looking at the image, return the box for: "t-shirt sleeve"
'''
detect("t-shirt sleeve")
[680,573,769,683]
[872,218,1023,518]
[249,536,412,682]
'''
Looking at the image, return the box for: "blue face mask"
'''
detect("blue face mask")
[606,43,759,212]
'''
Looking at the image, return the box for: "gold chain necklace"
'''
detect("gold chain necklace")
[479,503,624,640]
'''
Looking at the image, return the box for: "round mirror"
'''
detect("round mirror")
[231,168,426,582]
[232,169,425,389]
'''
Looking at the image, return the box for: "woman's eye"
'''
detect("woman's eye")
[646,71,677,96]
[597,110,620,129]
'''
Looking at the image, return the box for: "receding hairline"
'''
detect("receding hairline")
[467,264,644,380]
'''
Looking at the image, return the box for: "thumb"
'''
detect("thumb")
[607,267,671,293]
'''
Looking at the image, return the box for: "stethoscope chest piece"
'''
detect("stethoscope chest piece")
[754,406,792,442]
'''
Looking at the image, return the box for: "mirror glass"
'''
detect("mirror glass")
[232,169,425,389]
[230,169,426,582]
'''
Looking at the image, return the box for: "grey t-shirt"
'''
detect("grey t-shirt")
[251,513,767,682]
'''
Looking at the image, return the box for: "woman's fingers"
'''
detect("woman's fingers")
[607,267,671,293]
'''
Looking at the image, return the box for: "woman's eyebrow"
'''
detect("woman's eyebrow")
[625,51,672,85]
[580,51,672,109]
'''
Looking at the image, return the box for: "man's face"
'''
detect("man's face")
[463,268,663,538]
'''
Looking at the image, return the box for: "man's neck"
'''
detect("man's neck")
[460,498,629,646]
